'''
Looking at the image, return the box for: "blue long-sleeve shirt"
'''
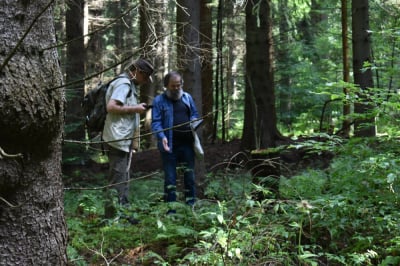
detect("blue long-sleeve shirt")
[151,92,199,152]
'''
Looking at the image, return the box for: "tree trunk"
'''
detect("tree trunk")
[65,0,85,139]
[120,0,131,60]
[176,0,205,195]
[87,1,105,80]
[224,1,236,141]
[140,0,165,149]
[341,0,351,137]
[0,1,67,265]
[55,4,66,76]
[64,0,86,163]
[176,0,202,108]
[200,0,213,143]
[277,0,293,130]
[242,0,282,150]
[352,0,376,137]
[108,0,122,74]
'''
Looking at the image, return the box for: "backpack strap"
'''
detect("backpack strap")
[107,73,133,98]
[102,73,134,153]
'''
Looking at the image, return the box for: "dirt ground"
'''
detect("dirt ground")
[63,137,334,187]
[131,139,243,174]
[130,136,334,177]
[63,139,243,182]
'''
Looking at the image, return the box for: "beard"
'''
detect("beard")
[165,88,183,101]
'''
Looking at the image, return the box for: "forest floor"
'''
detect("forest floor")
[131,139,243,174]
[62,136,340,264]
[64,136,335,187]
[131,137,335,177]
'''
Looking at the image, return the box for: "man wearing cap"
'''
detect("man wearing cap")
[102,58,154,222]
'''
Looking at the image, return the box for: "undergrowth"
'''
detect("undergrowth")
[65,136,400,265]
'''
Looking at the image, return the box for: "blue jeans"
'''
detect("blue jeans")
[161,143,196,205]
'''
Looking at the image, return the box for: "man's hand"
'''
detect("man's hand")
[107,100,148,114]
[135,103,148,114]
[162,137,170,152]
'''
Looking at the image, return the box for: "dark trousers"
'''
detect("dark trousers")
[161,143,196,205]
[104,145,130,218]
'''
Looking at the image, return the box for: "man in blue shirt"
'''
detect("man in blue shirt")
[151,71,200,214]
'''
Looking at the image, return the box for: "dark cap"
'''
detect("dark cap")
[129,58,154,82]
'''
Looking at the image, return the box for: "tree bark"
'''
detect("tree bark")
[176,0,202,108]
[176,0,205,194]
[242,0,283,150]
[65,0,85,140]
[86,1,105,87]
[352,0,376,137]
[200,0,213,143]
[140,0,165,149]
[341,0,351,137]
[277,0,293,130]
[0,0,67,265]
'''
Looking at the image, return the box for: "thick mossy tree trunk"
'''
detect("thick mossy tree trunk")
[0,1,67,265]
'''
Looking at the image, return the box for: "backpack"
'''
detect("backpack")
[82,74,129,134]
